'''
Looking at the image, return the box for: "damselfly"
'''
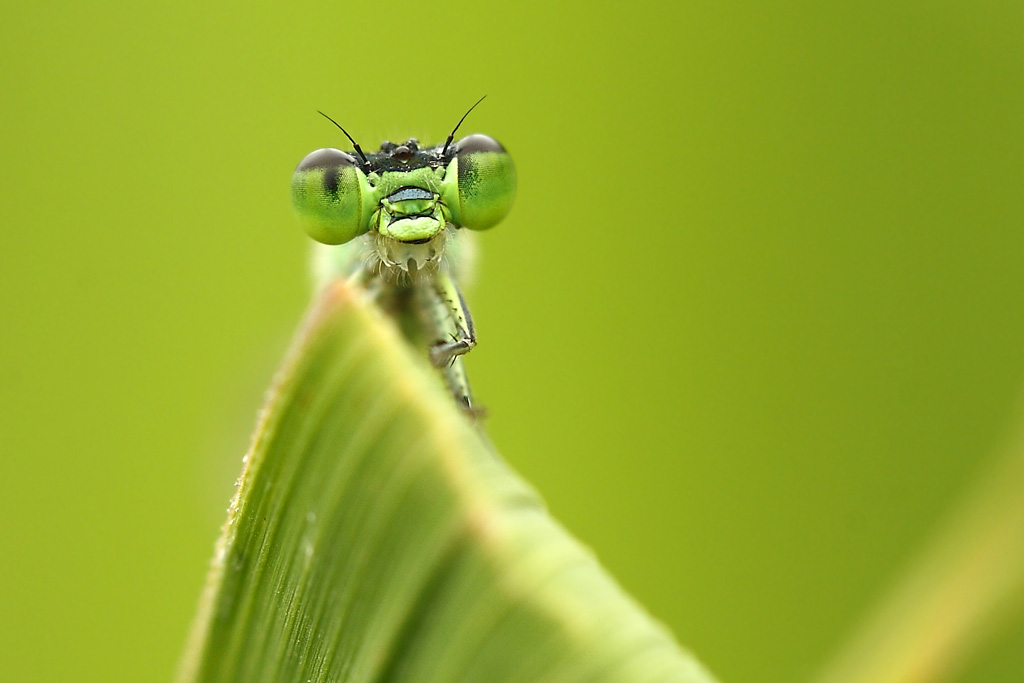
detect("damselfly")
[291,99,515,414]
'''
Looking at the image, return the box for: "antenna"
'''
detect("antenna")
[441,95,486,156]
[317,110,369,166]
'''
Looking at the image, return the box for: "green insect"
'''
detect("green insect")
[291,98,515,414]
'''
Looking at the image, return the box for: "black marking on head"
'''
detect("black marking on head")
[365,145,446,173]
[363,138,437,173]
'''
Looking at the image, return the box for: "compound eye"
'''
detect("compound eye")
[447,134,516,230]
[291,148,369,244]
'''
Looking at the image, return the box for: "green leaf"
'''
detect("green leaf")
[177,280,718,683]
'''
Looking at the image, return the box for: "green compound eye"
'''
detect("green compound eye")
[291,148,374,245]
[443,134,516,231]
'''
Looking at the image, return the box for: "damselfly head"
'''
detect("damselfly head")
[292,100,516,259]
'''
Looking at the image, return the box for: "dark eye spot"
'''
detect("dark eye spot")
[323,166,339,195]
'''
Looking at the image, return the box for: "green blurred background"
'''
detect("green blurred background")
[2,1,1023,680]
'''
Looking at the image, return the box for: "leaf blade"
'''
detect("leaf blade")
[178,280,717,683]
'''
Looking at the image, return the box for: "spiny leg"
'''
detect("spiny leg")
[427,269,477,367]
[414,270,478,412]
